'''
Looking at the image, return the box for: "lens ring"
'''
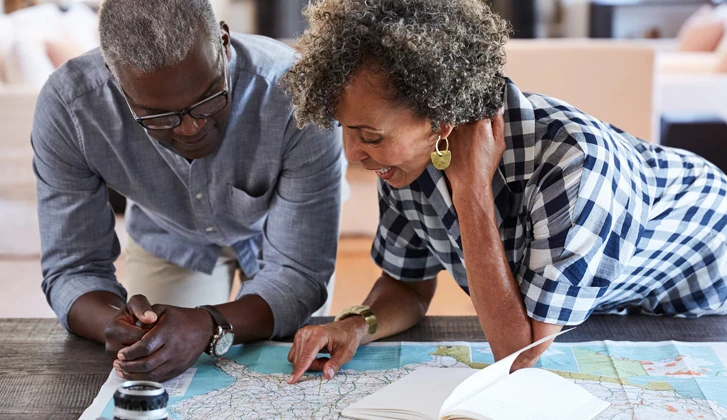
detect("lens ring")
[113,380,169,418]
[119,381,166,397]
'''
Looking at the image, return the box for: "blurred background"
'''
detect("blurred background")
[2,0,727,319]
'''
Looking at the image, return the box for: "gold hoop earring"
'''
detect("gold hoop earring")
[430,136,451,170]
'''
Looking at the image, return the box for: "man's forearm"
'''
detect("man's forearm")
[455,187,532,360]
[216,295,275,344]
[68,290,125,343]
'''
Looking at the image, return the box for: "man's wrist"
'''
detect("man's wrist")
[194,307,217,349]
[69,290,126,344]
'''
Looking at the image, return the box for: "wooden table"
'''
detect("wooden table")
[2,315,726,419]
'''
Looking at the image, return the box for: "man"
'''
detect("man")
[32,0,342,382]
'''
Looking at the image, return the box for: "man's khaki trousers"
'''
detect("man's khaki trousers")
[124,238,333,316]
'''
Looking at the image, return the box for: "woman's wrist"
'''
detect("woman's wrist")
[453,186,496,219]
[337,315,370,344]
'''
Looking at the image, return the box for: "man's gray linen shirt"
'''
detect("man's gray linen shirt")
[32,34,342,337]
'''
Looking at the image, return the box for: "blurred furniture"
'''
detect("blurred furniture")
[4,0,37,14]
[254,0,307,38]
[492,0,537,38]
[660,113,727,174]
[504,39,656,141]
[0,3,100,256]
[590,0,711,39]
[659,50,727,74]
[648,35,727,126]
[658,72,727,121]
[0,86,40,256]
[256,0,539,39]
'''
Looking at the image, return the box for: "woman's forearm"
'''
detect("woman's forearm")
[454,187,532,360]
[349,273,437,345]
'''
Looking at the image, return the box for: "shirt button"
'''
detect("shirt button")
[195,193,204,200]
[205,227,215,233]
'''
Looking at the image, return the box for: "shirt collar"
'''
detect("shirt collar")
[500,78,539,185]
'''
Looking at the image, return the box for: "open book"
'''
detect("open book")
[342,330,610,420]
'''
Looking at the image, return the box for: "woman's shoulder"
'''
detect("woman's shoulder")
[523,89,652,171]
[503,81,643,174]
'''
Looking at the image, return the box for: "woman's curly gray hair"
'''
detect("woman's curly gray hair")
[281,0,511,131]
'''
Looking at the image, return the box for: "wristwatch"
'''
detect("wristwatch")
[197,305,234,357]
[334,304,377,335]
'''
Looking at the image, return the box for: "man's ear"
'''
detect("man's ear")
[220,21,232,59]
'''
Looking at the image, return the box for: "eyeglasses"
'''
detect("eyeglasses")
[122,50,229,130]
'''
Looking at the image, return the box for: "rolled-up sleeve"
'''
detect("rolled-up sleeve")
[32,80,126,331]
[517,132,619,325]
[371,179,444,282]
[236,116,342,338]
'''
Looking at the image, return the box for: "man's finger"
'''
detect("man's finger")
[105,320,146,345]
[127,294,157,324]
[118,328,164,361]
[116,347,168,373]
[115,361,171,383]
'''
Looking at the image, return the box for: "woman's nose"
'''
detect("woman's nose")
[343,135,368,162]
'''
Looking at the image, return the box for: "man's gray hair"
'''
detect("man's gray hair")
[99,0,219,76]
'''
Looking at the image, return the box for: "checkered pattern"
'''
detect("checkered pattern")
[372,80,727,325]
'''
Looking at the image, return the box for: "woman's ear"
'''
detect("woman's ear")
[437,123,455,140]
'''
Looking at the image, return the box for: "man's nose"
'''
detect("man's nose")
[173,114,207,137]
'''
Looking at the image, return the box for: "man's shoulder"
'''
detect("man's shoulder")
[44,48,110,105]
[231,33,297,86]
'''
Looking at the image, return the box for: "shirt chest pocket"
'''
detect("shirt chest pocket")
[226,184,274,227]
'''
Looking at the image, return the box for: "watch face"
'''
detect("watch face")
[214,331,234,356]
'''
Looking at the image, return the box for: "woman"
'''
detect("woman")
[281,0,727,384]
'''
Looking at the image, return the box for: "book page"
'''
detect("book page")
[341,367,476,420]
[442,368,610,420]
[439,328,573,416]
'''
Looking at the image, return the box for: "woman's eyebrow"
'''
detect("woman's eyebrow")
[347,124,384,132]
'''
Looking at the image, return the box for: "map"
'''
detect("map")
[83,341,727,419]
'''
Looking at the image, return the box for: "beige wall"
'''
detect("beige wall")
[219,0,257,34]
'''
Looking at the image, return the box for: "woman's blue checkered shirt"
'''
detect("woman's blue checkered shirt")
[371,80,727,325]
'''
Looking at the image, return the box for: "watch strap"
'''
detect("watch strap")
[197,305,232,331]
[197,305,233,356]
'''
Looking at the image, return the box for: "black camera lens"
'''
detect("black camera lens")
[112,380,169,420]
